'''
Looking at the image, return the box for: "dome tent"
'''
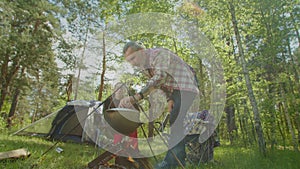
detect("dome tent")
[12,100,103,143]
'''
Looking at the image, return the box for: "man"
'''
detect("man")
[119,41,199,169]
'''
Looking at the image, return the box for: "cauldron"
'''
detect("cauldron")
[104,108,142,135]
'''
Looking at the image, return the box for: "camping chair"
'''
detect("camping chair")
[185,131,219,165]
[156,110,219,166]
[184,110,219,166]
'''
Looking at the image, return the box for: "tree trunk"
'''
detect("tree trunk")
[74,26,89,100]
[247,105,257,144]
[66,74,73,102]
[236,102,246,146]
[277,113,286,149]
[7,67,26,128]
[290,12,300,46]
[270,110,277,149]
[259,3,281,151]
[229,1,266,155]
[225,102,236,144]
[287,40,299,85]
[266,82,277,149]
[296,112,300,146]
[98,31,106,101]
[31,70,41,123]
[0,55,20,112]
[280,88,299,152]
[0,86,8,114]
[31,104,38,123]
[0,56,9,112]
[7,88,20,128]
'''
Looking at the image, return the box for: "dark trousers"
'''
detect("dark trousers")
[163,90,196,167]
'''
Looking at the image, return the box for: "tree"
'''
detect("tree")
[0,0,62,126]
[228,1,266,155]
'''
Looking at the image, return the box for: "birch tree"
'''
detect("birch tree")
[228,1,266,155]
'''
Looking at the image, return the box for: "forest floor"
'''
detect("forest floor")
[0,133,299,169]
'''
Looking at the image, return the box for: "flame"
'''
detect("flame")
[128,156,135,162]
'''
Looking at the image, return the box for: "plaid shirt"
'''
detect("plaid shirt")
[140,48,199,96]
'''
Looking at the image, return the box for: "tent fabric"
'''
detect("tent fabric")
[13,100,103,143]
[48,103,88,142]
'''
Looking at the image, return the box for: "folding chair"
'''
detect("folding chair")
[184,110,219,166]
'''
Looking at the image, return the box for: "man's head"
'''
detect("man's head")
[123,41,145,66]
[123,41,144,54]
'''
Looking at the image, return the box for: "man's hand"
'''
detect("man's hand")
[167,100,174,113]
[119,96,133,108]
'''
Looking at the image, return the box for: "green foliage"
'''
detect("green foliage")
[125,0,177,14]
[0,116,7,132]
[184,0,300,151]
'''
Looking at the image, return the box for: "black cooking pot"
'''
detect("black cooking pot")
[104,108,142,135]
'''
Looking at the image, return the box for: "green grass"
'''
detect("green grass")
[1,133,300,169]
[209,145,300,169]
[0,133,100,169]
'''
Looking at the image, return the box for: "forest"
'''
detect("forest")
[0,0,299,167]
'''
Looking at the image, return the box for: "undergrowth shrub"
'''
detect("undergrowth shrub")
[0,116,7,132]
